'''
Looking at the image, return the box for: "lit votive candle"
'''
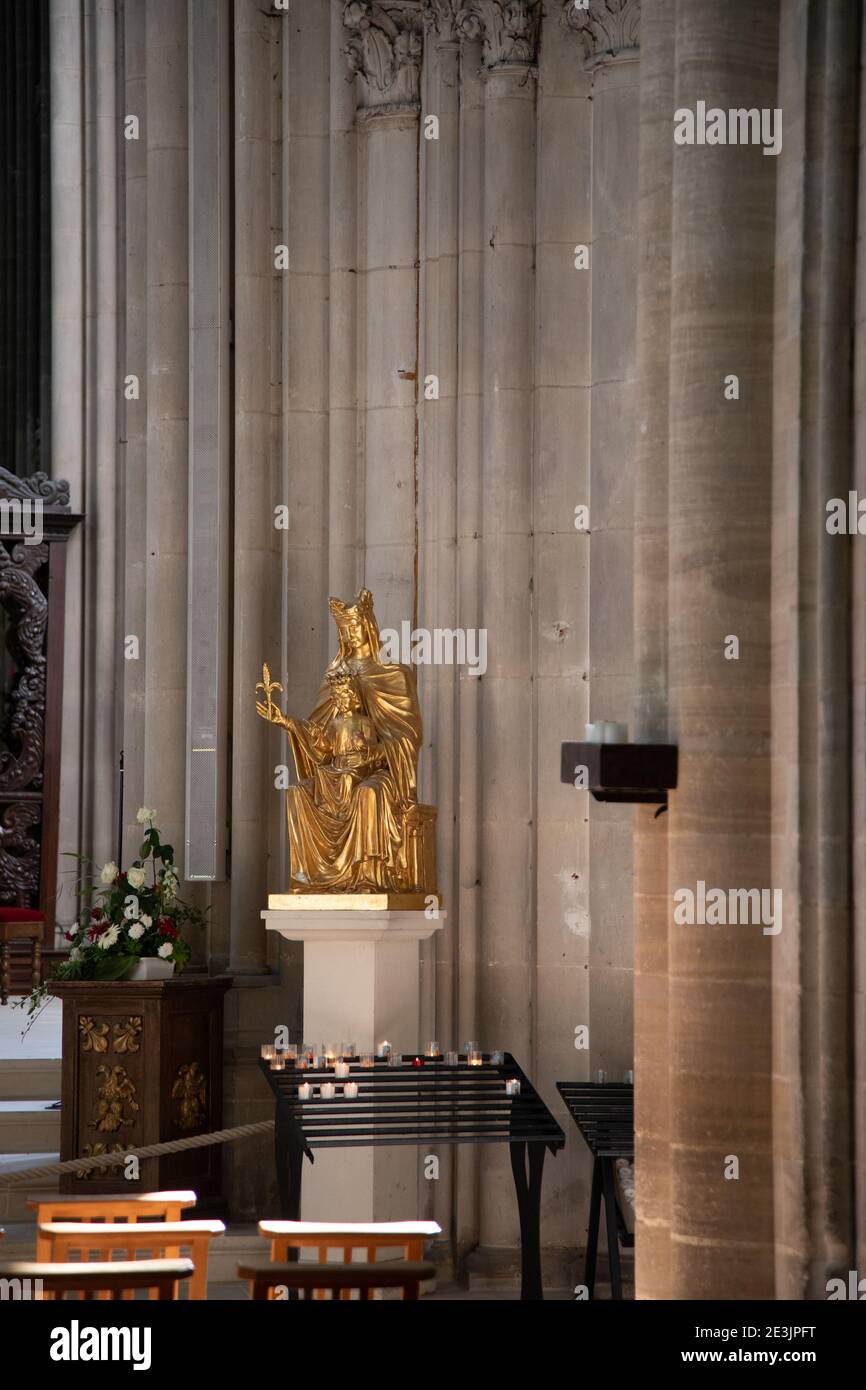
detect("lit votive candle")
[311,1054,325,1070]
[270,1057,285,1072]
[426,1041,441,1058]
[445,1050,459,1067]
[377,1041,391,1058]
[320,1082,336,1100]
[468,1050,483,1067]
[335,1061,350,1079]
[505,1079,521,1097]
[261,1044,277,1061]
[343,1082,359,1099]
[284,1043,298,1061]
[340,1042,356,1059]
[297,1082,312,1100]
[360,1053,375,1069]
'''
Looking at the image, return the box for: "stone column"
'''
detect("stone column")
[567,0,640,1083]
[143,0,187,861]
[463,0,540,1274]
[342,0,424,632]
[771,0,860,1298]
[453,31,484,1267]
[417,0,462,1247]
[532,0,593,1269]
[855,0,866,1285]
[629,0,674,1302]
[666,0,778,1299]
[328,0,361,601]
[52,0,86,923]
[229,0,278,976]
[119,0,148,864]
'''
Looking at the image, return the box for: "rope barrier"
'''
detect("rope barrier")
[0,1118,276,1188]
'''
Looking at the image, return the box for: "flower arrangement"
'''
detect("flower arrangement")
[22,809,205,1020]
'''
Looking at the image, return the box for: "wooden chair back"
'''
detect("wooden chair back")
[0,1257,193,1300]
[28,1191,197,1260]
[37,1219,225,1301]
[239,1259,436,1301]
[257,1220,440,1300]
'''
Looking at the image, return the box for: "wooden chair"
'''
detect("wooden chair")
[28,1190,197,1261]
[239,1259,436,1301]
[258,1220,441,1300]
[0,909,44,1005]
[259,1219,441,1263]
[0,1257,193,1300]
[37,1220,225,1300]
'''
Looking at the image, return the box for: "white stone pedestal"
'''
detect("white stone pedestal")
[262,902,444,1224]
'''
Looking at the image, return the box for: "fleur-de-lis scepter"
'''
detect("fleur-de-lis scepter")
[256,662,283,722]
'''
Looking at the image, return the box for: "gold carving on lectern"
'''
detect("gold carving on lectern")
[79,1016,109,1052]
[89,1064,140,1133]
[171,1061,207,1132]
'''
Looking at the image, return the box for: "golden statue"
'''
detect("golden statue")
[256,589,437,901]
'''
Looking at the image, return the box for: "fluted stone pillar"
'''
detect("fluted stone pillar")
[143,0,187,863]
[418,0,462,1248]
[772,0,860,1299]
[630,0,673,1302]
[343,0,424,632]
[52,0,87,924]
[229,0,278,976]
[855,0,866,1286]
[666,0,778,1299]
[119,0,148,865]
[328,0,361,600]
[532,0,594,1264]
[470,0,540,1271]
[281,0,332,899]
[453,33,485,1266]
[567,0,640,1084]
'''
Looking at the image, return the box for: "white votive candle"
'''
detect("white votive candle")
[320,1082,336,1100]
[377,1041,391,1058]
[335,1061,350,1079]
[343,1082,359,1099]
[297,1082,312,1100]
[445,1051,459,1067]
[505,1079,521,1097]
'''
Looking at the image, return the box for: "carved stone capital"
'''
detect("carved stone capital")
[564,0,640,68]
[456,0,541,69]
[421,0,462,43]
[342,2,424,113]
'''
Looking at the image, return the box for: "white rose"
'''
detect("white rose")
[100,862,119,885]
[136,807,157,825]
[127,866,146,890]
[128,922,145,940]
[98,925,120,950]
[138,913,152,929]
[157,941,174,960]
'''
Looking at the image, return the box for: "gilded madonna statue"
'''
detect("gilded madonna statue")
[255,589,437,899]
